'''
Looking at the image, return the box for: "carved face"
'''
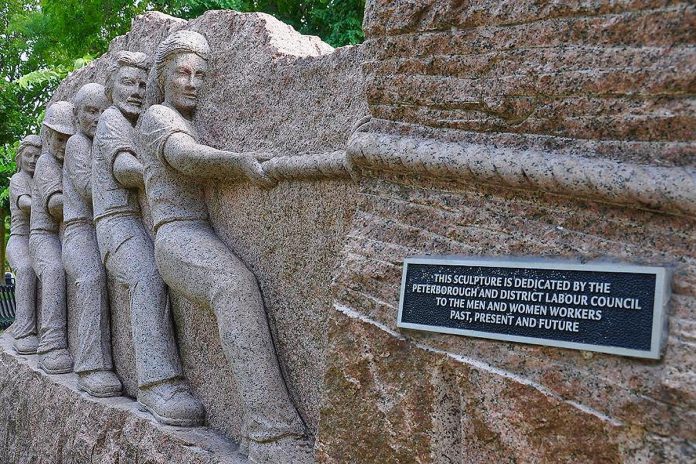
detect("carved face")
[76,91,109,139]
[164,53,207,114]
[45,128,70,162]
[112,65,147,119]
[21,144,41,175]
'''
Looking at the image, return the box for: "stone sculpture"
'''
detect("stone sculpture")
[92,51,203,425]
[7,135,41,354]
[140,30,308,462]
[63,83,122,397]
[29,102,74,373]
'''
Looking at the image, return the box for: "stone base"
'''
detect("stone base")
[0,333,247,464]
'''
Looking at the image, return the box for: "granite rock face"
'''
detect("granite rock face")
[316,0,696,462]
[318,180,695,463]
[362,0,695,149]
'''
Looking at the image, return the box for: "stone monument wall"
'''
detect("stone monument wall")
[2,1,693,463]
[316,1,696,462]
[49,10,367,441]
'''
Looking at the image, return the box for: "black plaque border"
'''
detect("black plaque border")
[397,256,670,359]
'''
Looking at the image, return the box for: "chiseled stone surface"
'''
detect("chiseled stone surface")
[0,333,247,464]
[48,10,366,441]
[8,135,41,351]
[316,1,695,461]
[317,178,696,463]
[21,1,691,462]
[362,0,696,150]
[140,29,307,454]
[319,310,626,463]
[62,83,117,387]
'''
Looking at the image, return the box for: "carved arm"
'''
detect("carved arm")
[71,156,93,203]
[163,132,275,188]
[113,151,145,189]
[47,193,64,220]
[17,195,32,214]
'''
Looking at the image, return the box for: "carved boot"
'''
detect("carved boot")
[13,335,39,355]
[137,380,205,427]
[247,435,314,464]
[38,348,73,374]
[78,370,123,398]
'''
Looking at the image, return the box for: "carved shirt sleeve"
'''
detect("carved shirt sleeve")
[65,133,93,201]
[9,172,31,208]
[95,107,138,164]
[139,104,196,166]
[34,154,63,209]
[92,106,142,221]
[9,172,32,236]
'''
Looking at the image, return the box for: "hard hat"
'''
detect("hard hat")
[43,101,76,135]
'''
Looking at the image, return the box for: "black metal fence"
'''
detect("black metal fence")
[0,273,16,330]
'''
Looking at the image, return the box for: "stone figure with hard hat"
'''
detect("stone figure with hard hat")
[63,82,122,397]
[7,135,41,355]
[29,101,74,374]
[92,50,203,425]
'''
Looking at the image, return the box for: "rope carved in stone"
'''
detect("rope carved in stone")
[345,131,696,218]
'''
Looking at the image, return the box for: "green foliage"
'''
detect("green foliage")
[14,55,95,91]
[304,0,365,47]
[0,141,18,206]
[156,0,365,47]
[14,1,144,68]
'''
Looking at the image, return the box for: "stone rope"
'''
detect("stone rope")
[262,150,354,181]
[248,132,696,218]
[346,131,696,218]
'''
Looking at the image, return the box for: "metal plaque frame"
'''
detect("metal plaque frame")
[397,256,671,359]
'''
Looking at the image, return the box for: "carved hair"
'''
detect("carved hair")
[146,30,210,106]
[104,51,150,103]
[72,83,106,110]
[16,135,41,171]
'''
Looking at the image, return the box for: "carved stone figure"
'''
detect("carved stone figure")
[7,135,41,354]
[62,83,122,396]
[140,30,308,462]
[92,51,203,424]
[29,102,74,374]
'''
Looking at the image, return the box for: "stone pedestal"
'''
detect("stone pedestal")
[0,333,247,464]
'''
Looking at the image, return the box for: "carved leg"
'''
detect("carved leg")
[7,234,38,353]
[63,223,121,397]
[29,232,72,373]
[101,218,182,387]
[155,220,305,442]
[99,217,202,426]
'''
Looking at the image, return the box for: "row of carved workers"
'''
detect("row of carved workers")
[7,30,309,462]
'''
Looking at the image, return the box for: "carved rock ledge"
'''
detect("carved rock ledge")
[0,333,247,464]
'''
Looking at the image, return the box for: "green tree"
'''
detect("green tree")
[156,0,365,47]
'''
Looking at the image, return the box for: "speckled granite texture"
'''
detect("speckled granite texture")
[48,10,367,443]
[11,1,694,463]
[361,0,695,148]
[0,333,247,464]
[315,1,695,462]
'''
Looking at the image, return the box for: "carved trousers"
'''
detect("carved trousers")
[7,234,37,340]
[63,221,114,374]
[28,231,67,353]
[96,215,182,388]
[155,220,305,443]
